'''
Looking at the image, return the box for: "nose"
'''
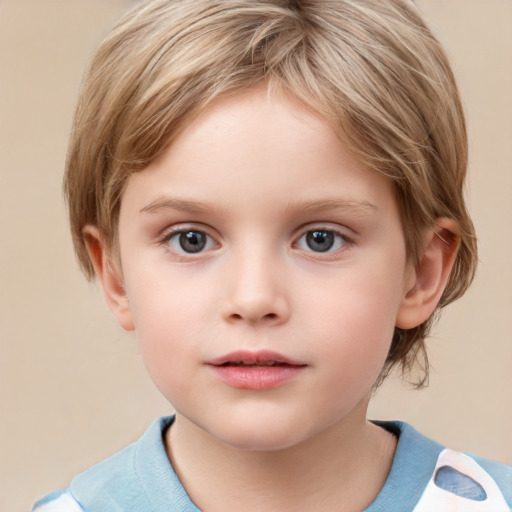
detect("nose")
[221,249,290,326]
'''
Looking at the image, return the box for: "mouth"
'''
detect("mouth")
[207,350,307,368]
[218,361,293,367]
[206,350,307,390]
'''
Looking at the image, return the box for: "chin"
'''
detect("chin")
[218,428,306,452]
[203,413,319,453]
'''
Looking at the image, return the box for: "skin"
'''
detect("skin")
[85,85,459,511]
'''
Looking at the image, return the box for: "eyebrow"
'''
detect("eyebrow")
[140,197,223,215]
[140,196,378,216]
[285,198,379,216]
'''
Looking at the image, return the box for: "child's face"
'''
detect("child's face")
[115,85,415,450]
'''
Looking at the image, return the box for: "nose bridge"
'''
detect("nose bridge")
[222,239,289,325]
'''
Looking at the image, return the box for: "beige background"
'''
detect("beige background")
[0,1,511,510]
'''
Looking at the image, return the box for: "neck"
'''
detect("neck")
[165,405,397,512]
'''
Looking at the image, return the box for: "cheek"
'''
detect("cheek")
[303,265,404,374]
[124,272,213,383]
[127,264,211,330]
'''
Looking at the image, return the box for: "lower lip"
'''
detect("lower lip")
[208,365,306,390]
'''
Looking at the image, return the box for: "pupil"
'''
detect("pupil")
[179,231,206,253]
[306,230,334,252]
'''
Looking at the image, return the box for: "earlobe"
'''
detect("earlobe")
[82,225,135,331]
[396,218,460,330]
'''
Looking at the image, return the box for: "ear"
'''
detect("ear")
[396,218,460,329]
[82,225,135,331]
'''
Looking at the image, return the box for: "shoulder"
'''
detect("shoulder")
[31,490,84,512]
[374,421,512,512]
[31,443,140,512]
[32,416,184,512]
[413,448,512,511]
[69,435,142,509]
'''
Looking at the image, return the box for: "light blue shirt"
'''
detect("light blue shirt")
[32,416,512,511]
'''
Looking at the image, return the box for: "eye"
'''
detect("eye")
[165,229,215,254]
[296,229,348,253]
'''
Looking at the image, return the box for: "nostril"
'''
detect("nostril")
[222,296,290,324]
[228,311,278,322]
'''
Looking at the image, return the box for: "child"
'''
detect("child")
[33,0,511,510]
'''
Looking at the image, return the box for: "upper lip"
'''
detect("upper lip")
[206,350,307,367]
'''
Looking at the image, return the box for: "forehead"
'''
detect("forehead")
[121,85,397,222]
[160,85,345,176]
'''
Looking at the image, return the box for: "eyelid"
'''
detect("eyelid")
[293,222,354,242]
[160,222,217,240]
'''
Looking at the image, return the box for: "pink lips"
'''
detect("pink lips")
[206,350,307,390]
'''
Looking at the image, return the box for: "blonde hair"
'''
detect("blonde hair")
[65,0,477,386]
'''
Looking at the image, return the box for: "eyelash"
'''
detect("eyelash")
[158,225,354,259]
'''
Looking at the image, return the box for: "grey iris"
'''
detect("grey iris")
[306,230,334,252]
[180,231,206,253]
